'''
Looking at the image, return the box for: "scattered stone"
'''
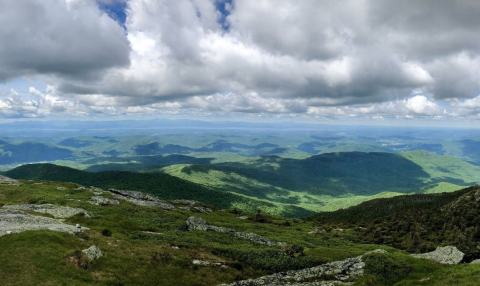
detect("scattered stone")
[82,245,103,260]
[186,216,285,246]
[108,189,175,210]
[3,204,92,219]
[0,209,88,236]
[171,246,179,249]
[333,228,345,232]
[411,246,464,264]
[238,216,248,220]
[192,259,211,266]
[56,187,66,191]
[194,206,213,213]
[192,259,224,267]
[0,175,21,186]
[217,249,387,286]
[142,231,162,235]
[308,228,326,234]
[76,224,81,228]
[179,206,191,211]
[88,196,120,206]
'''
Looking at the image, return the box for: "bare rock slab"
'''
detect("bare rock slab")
[411,246,464,264]
[3,204,92,218]
[108,189,175,210]
[0,175,21,186]
[0,209,88,236]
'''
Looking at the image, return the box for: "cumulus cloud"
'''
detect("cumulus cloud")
[2,0,480,120]
[0,0,130,82]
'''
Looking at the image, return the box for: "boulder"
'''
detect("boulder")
[82,245,103,260]
[471,259,480,264]
[411,246,464,264]
[3,204,92,218]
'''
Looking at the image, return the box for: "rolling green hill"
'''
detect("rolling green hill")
[160,151,480,213]
[3,164,313,218]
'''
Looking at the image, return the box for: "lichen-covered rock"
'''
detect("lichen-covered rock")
[108,189,175,210]
[0,175,21,186]
[411,246,464,264]
[82,245,103,260]
[186,216,284,246]
[470,259,480,264]
[89,196,120,206]
[3,204,92,218]
[216,250,388,286]
[0,209,88,236]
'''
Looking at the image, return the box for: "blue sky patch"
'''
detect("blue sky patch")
[215,0,233,31]
[97,1,127,27]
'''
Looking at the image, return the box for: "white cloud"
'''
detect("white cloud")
[1,0,480,121]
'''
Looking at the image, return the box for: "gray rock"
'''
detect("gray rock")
[179,206,191,211]
[0,209,88,236]
[471,259,480,264]
[108,189,175,210]
[3,204,92,218]
[238,216,248,220]
[216,250,387,286]
[82,245,103,260]
[186,216,284,246]
[411,246,464,264]
[308,228,326,234]
[56,187,66,191]
[172,199,198,206]
[88,196,120,206]
[0,175,21,186]
[234,232,286,247]
[194,206,213,213]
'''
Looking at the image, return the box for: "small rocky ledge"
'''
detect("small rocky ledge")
[108,189,175,210]
[186,216,286,247]
[3,204,92,218]
[217,249,387,286]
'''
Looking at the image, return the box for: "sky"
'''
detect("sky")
[1,0,480,126]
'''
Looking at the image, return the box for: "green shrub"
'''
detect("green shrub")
[363,254,412,285]
[101,229,113,236]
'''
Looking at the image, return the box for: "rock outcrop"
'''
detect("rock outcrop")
[217,249,387,286]
[411,246,464,264]
[89,196,120,206]
[3,204,92,218]
[186,216,285,246]
[108,189,175,210]
[82,245,103,260]
[0,209,88,236]
[194,206,213,213]
[0,175,21,186]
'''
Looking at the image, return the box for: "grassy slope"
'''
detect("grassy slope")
[0,181,480,285]
[3,164,313,218]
